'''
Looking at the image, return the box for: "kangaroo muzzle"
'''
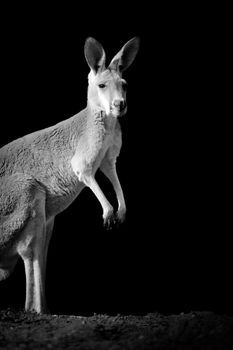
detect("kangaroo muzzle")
[111,99,127,116]
[113,99,126,110]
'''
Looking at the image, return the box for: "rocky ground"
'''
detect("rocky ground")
[0,309,233,349]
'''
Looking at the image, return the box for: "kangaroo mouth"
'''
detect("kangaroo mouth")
[110,105,127,117]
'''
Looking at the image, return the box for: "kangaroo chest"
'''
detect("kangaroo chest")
[45,127,113,218]
[71,115,118,177]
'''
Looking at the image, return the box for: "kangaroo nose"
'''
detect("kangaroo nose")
[113,99,125,110]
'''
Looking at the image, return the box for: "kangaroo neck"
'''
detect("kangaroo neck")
[87,104,117,132]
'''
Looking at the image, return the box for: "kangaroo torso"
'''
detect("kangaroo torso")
[0,107,122,219]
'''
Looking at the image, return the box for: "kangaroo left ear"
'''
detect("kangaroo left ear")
[109,37,140,73]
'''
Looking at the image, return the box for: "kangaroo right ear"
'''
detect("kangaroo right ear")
[84,37,106,74]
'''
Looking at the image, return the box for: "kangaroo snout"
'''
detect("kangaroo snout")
[113,99,126,111]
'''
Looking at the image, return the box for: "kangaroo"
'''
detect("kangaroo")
[0,37,139,313]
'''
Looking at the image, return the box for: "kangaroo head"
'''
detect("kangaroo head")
[85,37,139,117]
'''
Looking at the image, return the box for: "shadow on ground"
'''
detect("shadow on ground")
[0,309,233,349]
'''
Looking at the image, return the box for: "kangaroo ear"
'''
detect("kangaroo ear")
[84,37,106,74]
[109,37,140,73]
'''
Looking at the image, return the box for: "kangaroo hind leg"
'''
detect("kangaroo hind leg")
[0,174,39,281]
[16,187,48,314]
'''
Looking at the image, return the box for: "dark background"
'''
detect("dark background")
[0,4,231,316]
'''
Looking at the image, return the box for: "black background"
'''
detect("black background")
[0,4,231,316]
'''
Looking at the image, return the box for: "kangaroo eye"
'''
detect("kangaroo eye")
[98,83,106,89]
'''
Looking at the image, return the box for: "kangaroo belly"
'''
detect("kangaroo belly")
[37,165,85,218]
[45,181,85,218]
